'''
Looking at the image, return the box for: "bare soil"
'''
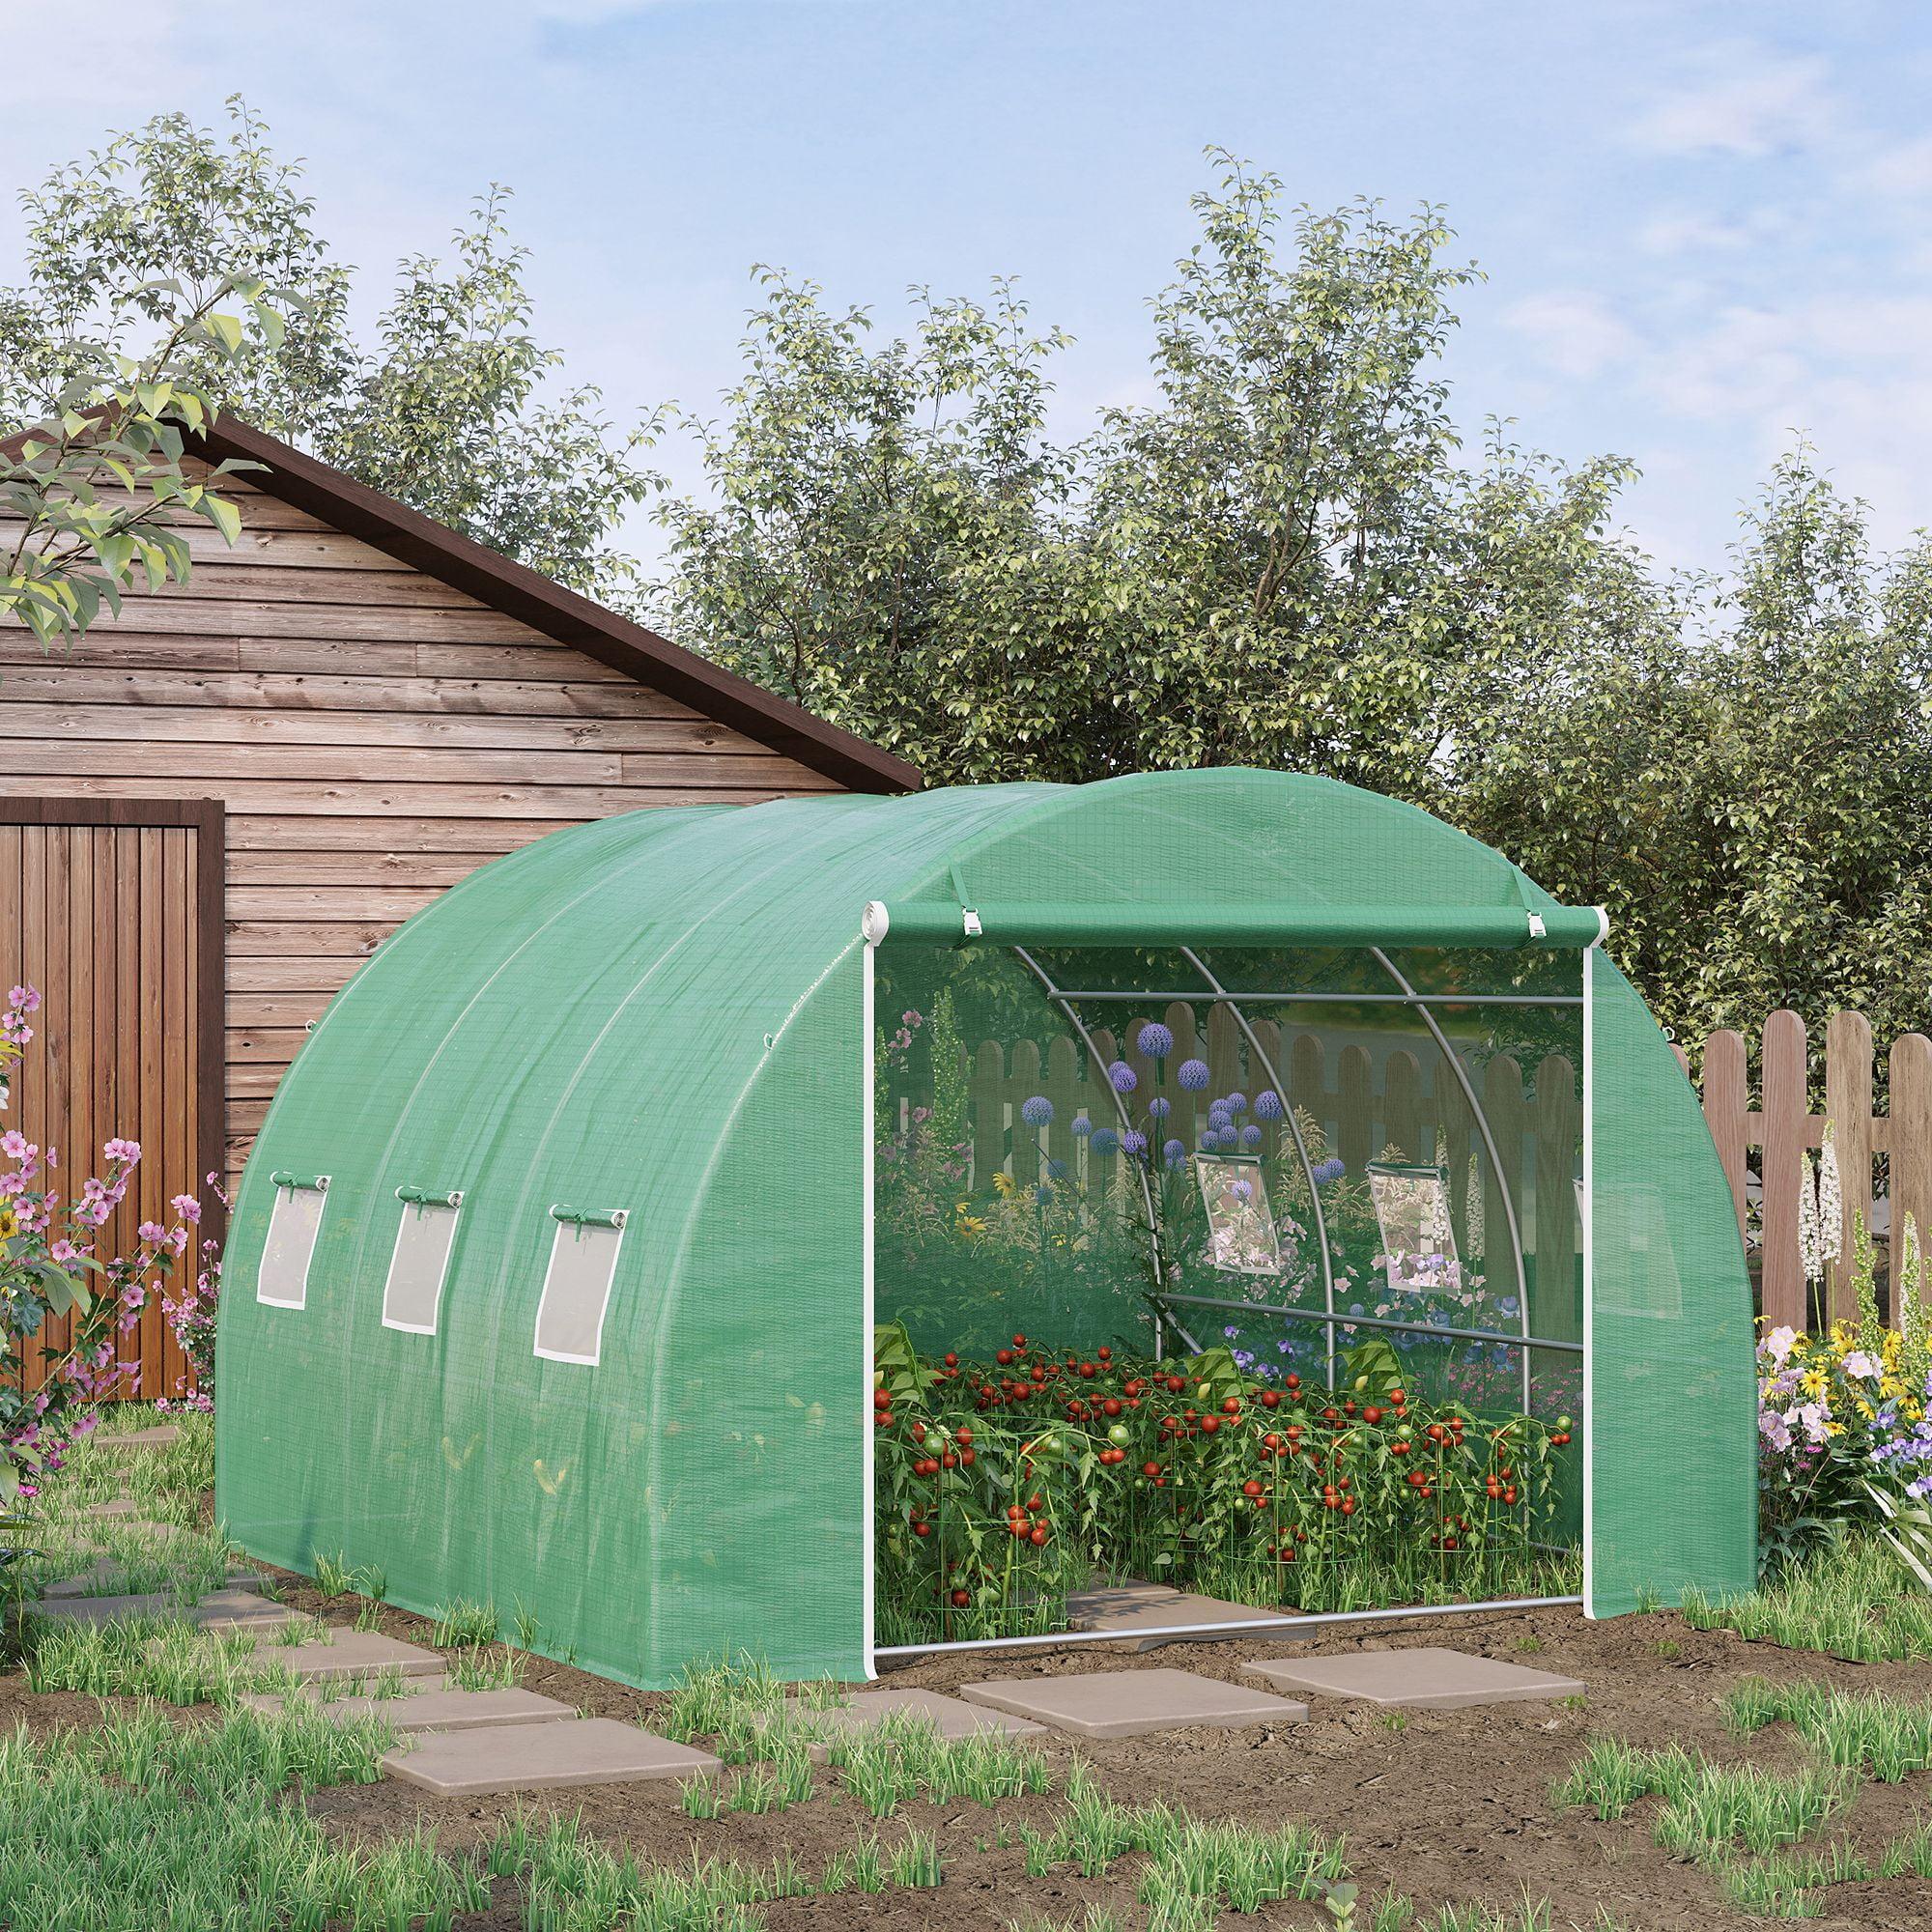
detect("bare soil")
[16,1566,1932,1929]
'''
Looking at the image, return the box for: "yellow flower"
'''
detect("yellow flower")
[0,1206,14,1240]
[992,1172,1014,1198]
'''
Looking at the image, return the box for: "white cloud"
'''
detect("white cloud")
[1630,45,1838,159]
[1502,292,1637,380]
[1851,133,1932,201]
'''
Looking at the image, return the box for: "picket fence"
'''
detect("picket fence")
[907,1002,1931,1334]
[1690,1010,1932,1332]
[897,1000,1584,1294]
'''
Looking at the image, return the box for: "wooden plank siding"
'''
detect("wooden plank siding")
[0,465,852,1189]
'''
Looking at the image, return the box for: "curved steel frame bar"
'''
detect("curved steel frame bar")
[1367,945,1537,1411]
[1179,945,1340,1385]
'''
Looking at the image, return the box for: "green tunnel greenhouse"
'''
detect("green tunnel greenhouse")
[216,769,1758,1690]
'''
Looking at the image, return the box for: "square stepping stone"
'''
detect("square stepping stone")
[382,1719,721,1795]
[961,1667,1307,1739]
[1068,1583,1298,1647]
[30,1590,175,1626]
[184,1588,309,1633]
[781,1685,1046,1753]
[1241,1645,1584,1710]
[242,1685,574,1733]
[44,1562,259,1601]
[84,1497,143,1520]
[95,1426,182,1452]
[276,1631,447,1683]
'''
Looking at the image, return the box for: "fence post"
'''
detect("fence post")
[1823,1009,1875,1323]
[1009,1038,1042,1187]
[1701,1029,1749,1240]
[1759,1010,1809,1332]
[970,1040,1007,1190]
[1893,1034,1932,1323]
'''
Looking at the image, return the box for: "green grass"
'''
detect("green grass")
[1680,1536,1932,1662]
[429,1597,498,1647]
[1725,1677,1932,1780]
[21,1611,323,1706]
[1555,1736,1848,1855]
[0,1701,476,1932]
[1022,1758,1348,1916]
[443,1644,520,1691]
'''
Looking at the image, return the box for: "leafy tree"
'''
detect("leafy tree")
[0,273,282,645]
[0,100,659,608]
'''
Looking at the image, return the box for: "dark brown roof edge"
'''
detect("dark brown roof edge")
[189,414,922,795]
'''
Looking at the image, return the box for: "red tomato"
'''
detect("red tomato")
[1363,1406,1383,1425]
[1200,1416,1220,1435]
[951,1588,971,1607]
[1029,1525,1048,1547]
[1260,1390,1281,1409]
[912,1521,931,1538]
[1242,1479,1264,1498]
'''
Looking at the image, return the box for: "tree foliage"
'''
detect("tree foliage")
[0,100,660,609]
[655,154,1932,1045]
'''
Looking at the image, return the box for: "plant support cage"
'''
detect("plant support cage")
[217,770,1757,1690]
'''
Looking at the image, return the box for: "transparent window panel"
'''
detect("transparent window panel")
[1195,1154,1282,1274]
[1367,1162,1460,1294]
[257,1179,329,1310]
[534,1215,627,1365]
[382,1198,462,1335]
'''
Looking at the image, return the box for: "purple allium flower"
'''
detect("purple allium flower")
[1225,1092,1247,1114]
[1148,1096,1171,1120]
[1240,1124,1263,1149]
[1231,1179,1254,1202]
[1107,1060,1138,1094]
[1020,1094,1054,1126]
[1121,1130,1149,1157]
[1178,1059,1209,1091]
[1034,1184,1053,1205]
[1254,1090,1283,1121]
[1136,1021,1174,1059]
[1199,1129,1224,1152]
[1208,1105,1234,1131]
[1163,1138,1185,1165]
[1313,1156,1346,1184]
[1071,1115,1094,1137]
[1090,1127,1120,1155]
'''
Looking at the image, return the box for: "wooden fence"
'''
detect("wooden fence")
[905,1003,1932,1334]
[1692,1010,1932,1331]
[895,1001,1583,1293]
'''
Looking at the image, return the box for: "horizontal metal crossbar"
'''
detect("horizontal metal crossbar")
[1054,988,1582,1009]
[872,1592,1583,1659]
[1154,1291,1585,1355]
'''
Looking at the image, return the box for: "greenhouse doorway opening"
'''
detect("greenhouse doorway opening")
[867,925,1591,1660]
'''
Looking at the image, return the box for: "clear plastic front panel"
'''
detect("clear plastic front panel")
[873,943,1583,1646]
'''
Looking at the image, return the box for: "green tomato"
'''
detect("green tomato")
[1107,1424,1132,1447]
[1553,1415,1573,1432]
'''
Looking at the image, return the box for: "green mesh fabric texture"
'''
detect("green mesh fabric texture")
[216,768,1750,1688]
[1587,952,1758,1614]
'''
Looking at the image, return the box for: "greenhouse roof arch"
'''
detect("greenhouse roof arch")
[217,768,1757,1690]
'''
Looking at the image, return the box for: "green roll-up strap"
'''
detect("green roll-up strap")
[396,1185,464,1208]
[269,1170,328,1193]
[864,899,1605,952]
[549,1204,627,1230]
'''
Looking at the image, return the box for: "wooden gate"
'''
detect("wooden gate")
[0,799,224,1400]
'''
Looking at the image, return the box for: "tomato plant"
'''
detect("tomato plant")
[874,1322,1575,1642]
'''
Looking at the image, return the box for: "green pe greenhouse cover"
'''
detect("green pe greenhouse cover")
[216,769,1757,1689]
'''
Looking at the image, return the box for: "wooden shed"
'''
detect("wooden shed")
[0,415,917,1398]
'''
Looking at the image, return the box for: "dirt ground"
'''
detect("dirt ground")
[129,1575,1920,1931]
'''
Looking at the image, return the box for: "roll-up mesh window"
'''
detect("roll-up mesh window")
[257,1179,328,1310]
[534,1214,627,1365]
[383,1197,463,1335]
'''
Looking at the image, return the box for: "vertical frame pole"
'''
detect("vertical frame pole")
[1581,937,1598,1619]
[862,935,878,1678]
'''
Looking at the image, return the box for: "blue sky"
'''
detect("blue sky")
[6,0,1930,575]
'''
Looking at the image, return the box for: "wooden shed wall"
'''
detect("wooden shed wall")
[0,470,844,1183]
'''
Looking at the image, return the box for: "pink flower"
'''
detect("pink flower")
[101,1138,141,1164]
[137,1220,165,1244]
[171,1194,201,1224]
[8,985,40,1012]
[1,1130,28,1160]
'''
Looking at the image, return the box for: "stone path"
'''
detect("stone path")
[44,1560,260,1601]
[961,1666,1307,1739]
[381,1719,722,1796]
[241,1684,575,1733]
[93,1425,182,1453]
[775,1685,1046,1757]
[1242,1645,1585,1710]
[32,1585,306,1632]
